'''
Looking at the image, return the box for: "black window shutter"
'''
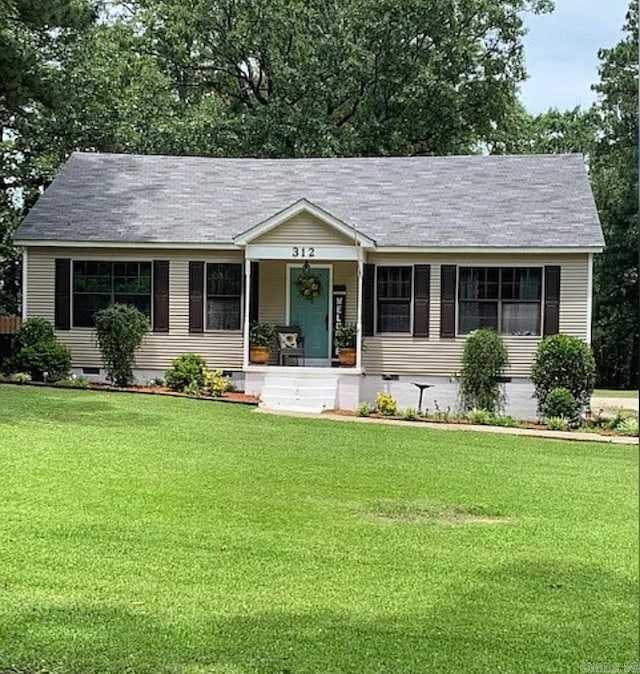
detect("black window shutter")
[362,263,375,337]
[249,261,259,324]
[189,261,204,333]
[543,266,561,336]
[153,260,170,332]
[54,258,71,330]
[440,265,456,338]
[413,265,430,337]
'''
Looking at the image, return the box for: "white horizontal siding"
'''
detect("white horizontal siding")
[253,212,354,246]
[362,253,589,377]
[26,247,590,379]
[27,247,244,371]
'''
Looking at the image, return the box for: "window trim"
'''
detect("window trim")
[456,265,544,337]
[70,259,154,329]
[374,264,414,336]
[204,261,244,332]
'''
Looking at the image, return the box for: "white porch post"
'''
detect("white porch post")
[243,257,252,368]
[356,250,364,369]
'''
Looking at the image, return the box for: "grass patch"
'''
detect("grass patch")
[0,385,637,673]
[593,389,638,399]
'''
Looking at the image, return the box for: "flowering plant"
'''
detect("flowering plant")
[296,270,322,301]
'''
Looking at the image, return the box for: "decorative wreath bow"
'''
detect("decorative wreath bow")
[297,270,322,302]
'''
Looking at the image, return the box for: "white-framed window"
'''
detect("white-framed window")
[72,261,152,328]
[206,263,242,330]
[376,266,412,333]
[458,267,542,336]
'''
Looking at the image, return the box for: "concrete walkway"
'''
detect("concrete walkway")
[256,408,638,445]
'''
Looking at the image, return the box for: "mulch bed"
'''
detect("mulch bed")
[0,379,259,406]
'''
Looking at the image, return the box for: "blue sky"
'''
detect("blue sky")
[520,0,630,113]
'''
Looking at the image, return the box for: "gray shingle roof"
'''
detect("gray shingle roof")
[14,152,604,249]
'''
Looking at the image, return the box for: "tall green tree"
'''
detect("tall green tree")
[0,0,95,314]
[122,0,553,157]
[590,0,639,388]
[487,104,596,155]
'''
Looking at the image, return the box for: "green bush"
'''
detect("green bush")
[467,408,489,425]
[402,407,418,421]
[542,387,578,421]
[376,392,398,417]
[6,317,71,382]
[487,415,518,428]
[616,417,639,437]
[356,402,373,417]
[206,368,232,397]
[54,376,90,389]
[10,372,32,384]
[459,328,509,414]
[95,304,149,387]
[546,416,569,432]
[165,354,208,393]
[531,334,595,419]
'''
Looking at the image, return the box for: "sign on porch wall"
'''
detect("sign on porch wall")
[246,244,361,261]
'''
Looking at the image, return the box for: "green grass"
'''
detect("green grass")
[593,389,638,399]
[0,386,637,674]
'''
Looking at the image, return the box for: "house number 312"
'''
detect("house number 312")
[291,246,315,258]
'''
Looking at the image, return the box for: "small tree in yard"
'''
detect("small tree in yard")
[459,328,509,414]
[95,304,149,387]
[531,334,596,420]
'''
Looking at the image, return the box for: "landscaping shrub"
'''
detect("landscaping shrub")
[546,416,569,432]
[54,376,90,389]
[5,317,71,381]
[542,387,578,421]
[531,334,595,419]
[206,369,233,397]
[402,407,418,421]
[467,408,489,425]
[356,402,373,417]
[10,372,32,384]
[616,417,639,437]
[165,354,208,393]
[487,415,518,428]
[95,304,149,387]
[376,392,398,417]
[458,328,509,414]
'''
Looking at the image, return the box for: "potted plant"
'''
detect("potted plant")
[334,323,357,367]
[249,322,274,364]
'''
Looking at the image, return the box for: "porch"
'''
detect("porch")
[235,199,376,374]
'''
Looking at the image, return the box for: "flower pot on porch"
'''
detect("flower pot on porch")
[249,346,271,364]
[338,347,357,367]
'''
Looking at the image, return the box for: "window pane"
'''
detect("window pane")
[377,266,411,300]
[377,301,410,332]
[517,268,541,300]
[501,302,540,335]
[114,294,152,318]
[73,261,152,327]
[459,301,498,333]
[207,298,241,330]
[207,264,242,296]
[73,294,111,328]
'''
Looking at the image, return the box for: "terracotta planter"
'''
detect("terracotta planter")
[338,347,357,367]
[249,346,271,364]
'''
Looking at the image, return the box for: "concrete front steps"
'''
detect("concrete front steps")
[244,366,362,413]
[259,369,340,413]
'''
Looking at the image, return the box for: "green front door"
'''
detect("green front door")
[289,266,330,359]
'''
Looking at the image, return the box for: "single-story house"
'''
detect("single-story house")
[13,152,604,415]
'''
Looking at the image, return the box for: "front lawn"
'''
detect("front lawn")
[0,386,637,673]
